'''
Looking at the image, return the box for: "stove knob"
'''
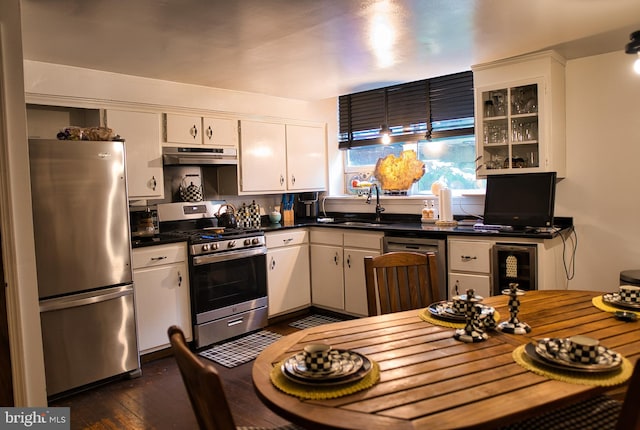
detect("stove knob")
[202,244,210,252]
[212,243,219,250]
[251,238,260,245]
[244,238,251,246]
[228,240,236,248]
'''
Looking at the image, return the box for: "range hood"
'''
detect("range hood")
[162,146,238,165]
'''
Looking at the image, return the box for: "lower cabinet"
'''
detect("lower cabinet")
[310,228,383,316]
[447,235,569,299]
[448,239,492,298]
[132,242,191,354]
[265,230,311,317]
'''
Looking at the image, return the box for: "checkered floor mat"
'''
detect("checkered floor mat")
[289,314,348,330]
[198,330,282,368]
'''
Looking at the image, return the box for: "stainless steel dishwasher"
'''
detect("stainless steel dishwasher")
[383,235,447,301]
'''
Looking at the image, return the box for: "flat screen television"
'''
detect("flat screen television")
[483,172,557,229]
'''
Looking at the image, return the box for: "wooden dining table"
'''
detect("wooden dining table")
[252,290,640,429]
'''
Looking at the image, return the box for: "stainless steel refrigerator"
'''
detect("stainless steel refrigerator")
[29,139,140,397]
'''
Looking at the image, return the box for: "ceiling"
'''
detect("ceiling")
[19,0,640,101]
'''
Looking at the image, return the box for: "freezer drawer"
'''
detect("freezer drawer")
[39,285,140,397]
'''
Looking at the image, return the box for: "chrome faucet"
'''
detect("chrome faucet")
[366,184,385,222]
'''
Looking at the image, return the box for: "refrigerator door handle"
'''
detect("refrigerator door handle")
[39,285,134,312]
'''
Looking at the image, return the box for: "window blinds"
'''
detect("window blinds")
[338,71,474,149]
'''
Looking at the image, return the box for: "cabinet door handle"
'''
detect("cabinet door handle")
[151,176,157,191]
[150,256,167,261]
[291,175,296,186]
[206,125,213,140]
[178,271,182,287]
[334,252,339,265]
[270,257,276,270]
[280,175,285,186]
[190,125,198,139]
[454,279,460,296]
[461,255,477,262]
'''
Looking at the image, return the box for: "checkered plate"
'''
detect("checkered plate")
[602,292,640,310]
[281,350,371,386]
[529,338,622,373]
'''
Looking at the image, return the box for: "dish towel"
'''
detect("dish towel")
[512,344,633,387]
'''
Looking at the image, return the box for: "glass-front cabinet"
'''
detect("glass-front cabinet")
[473,51,566,178]
[478,81,540,172]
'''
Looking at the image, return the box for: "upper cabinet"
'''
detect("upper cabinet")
[472,50,566,178]
[164,113,238,148]
[238,119,326,194]
[105,109,164,200]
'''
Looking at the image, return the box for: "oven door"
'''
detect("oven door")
[191,247,267,323]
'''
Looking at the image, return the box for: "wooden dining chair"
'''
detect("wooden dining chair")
[167,326,304,430]
[499,358,640,430]
[364,251,439,316]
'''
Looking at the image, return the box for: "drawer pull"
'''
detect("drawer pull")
[283,238,293,244]
[461,255,477,262]
[228,318,243,327]
[150,256,167,261]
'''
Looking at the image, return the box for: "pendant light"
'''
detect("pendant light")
[625,30,640,74]
[379,89,391,144]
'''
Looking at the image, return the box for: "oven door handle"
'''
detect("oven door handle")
[192,247,267,265]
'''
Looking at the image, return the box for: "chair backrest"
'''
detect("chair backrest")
[364,251,440,316]
[616,358,640,430]
[167,326,236,430]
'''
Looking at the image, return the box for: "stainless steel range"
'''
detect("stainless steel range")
[157,201,268,348]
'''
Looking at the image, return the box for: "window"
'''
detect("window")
[339,71,484,194]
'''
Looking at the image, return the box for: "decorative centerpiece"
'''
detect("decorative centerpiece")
[373,150,425,194]
[454,289,489,343]
[497,283,531,334]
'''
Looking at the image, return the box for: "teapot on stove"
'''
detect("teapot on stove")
[215,204,237,228]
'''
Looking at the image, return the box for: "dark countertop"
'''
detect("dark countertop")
[133,216,573,248]
[131,235,187,248]
[261,217,573,240]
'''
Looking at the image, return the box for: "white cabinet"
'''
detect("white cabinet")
[447,234,569,299]
[310,228,383,316]
[132,243,191,354]
[472,50,566,178]
[164,113,238,147]
[265,230,311,317]
[238,120,326,194]
[239,120,287,193]
[448,239,493,299]
[285,124,326,190]
[105,109,164,200]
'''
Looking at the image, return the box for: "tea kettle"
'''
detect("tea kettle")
[215,204,237,228]
[179,174,203,202]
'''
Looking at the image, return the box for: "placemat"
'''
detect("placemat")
[270,359,380,400]
[512,344,633,387]
[592,295,640,316]
[199,330,282,368]
[418,307,501,329]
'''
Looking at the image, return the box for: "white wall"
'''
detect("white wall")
[0,0,47,405]
[558,50,640,291]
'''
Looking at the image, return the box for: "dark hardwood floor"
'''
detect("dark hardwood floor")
[50,314,309,429]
